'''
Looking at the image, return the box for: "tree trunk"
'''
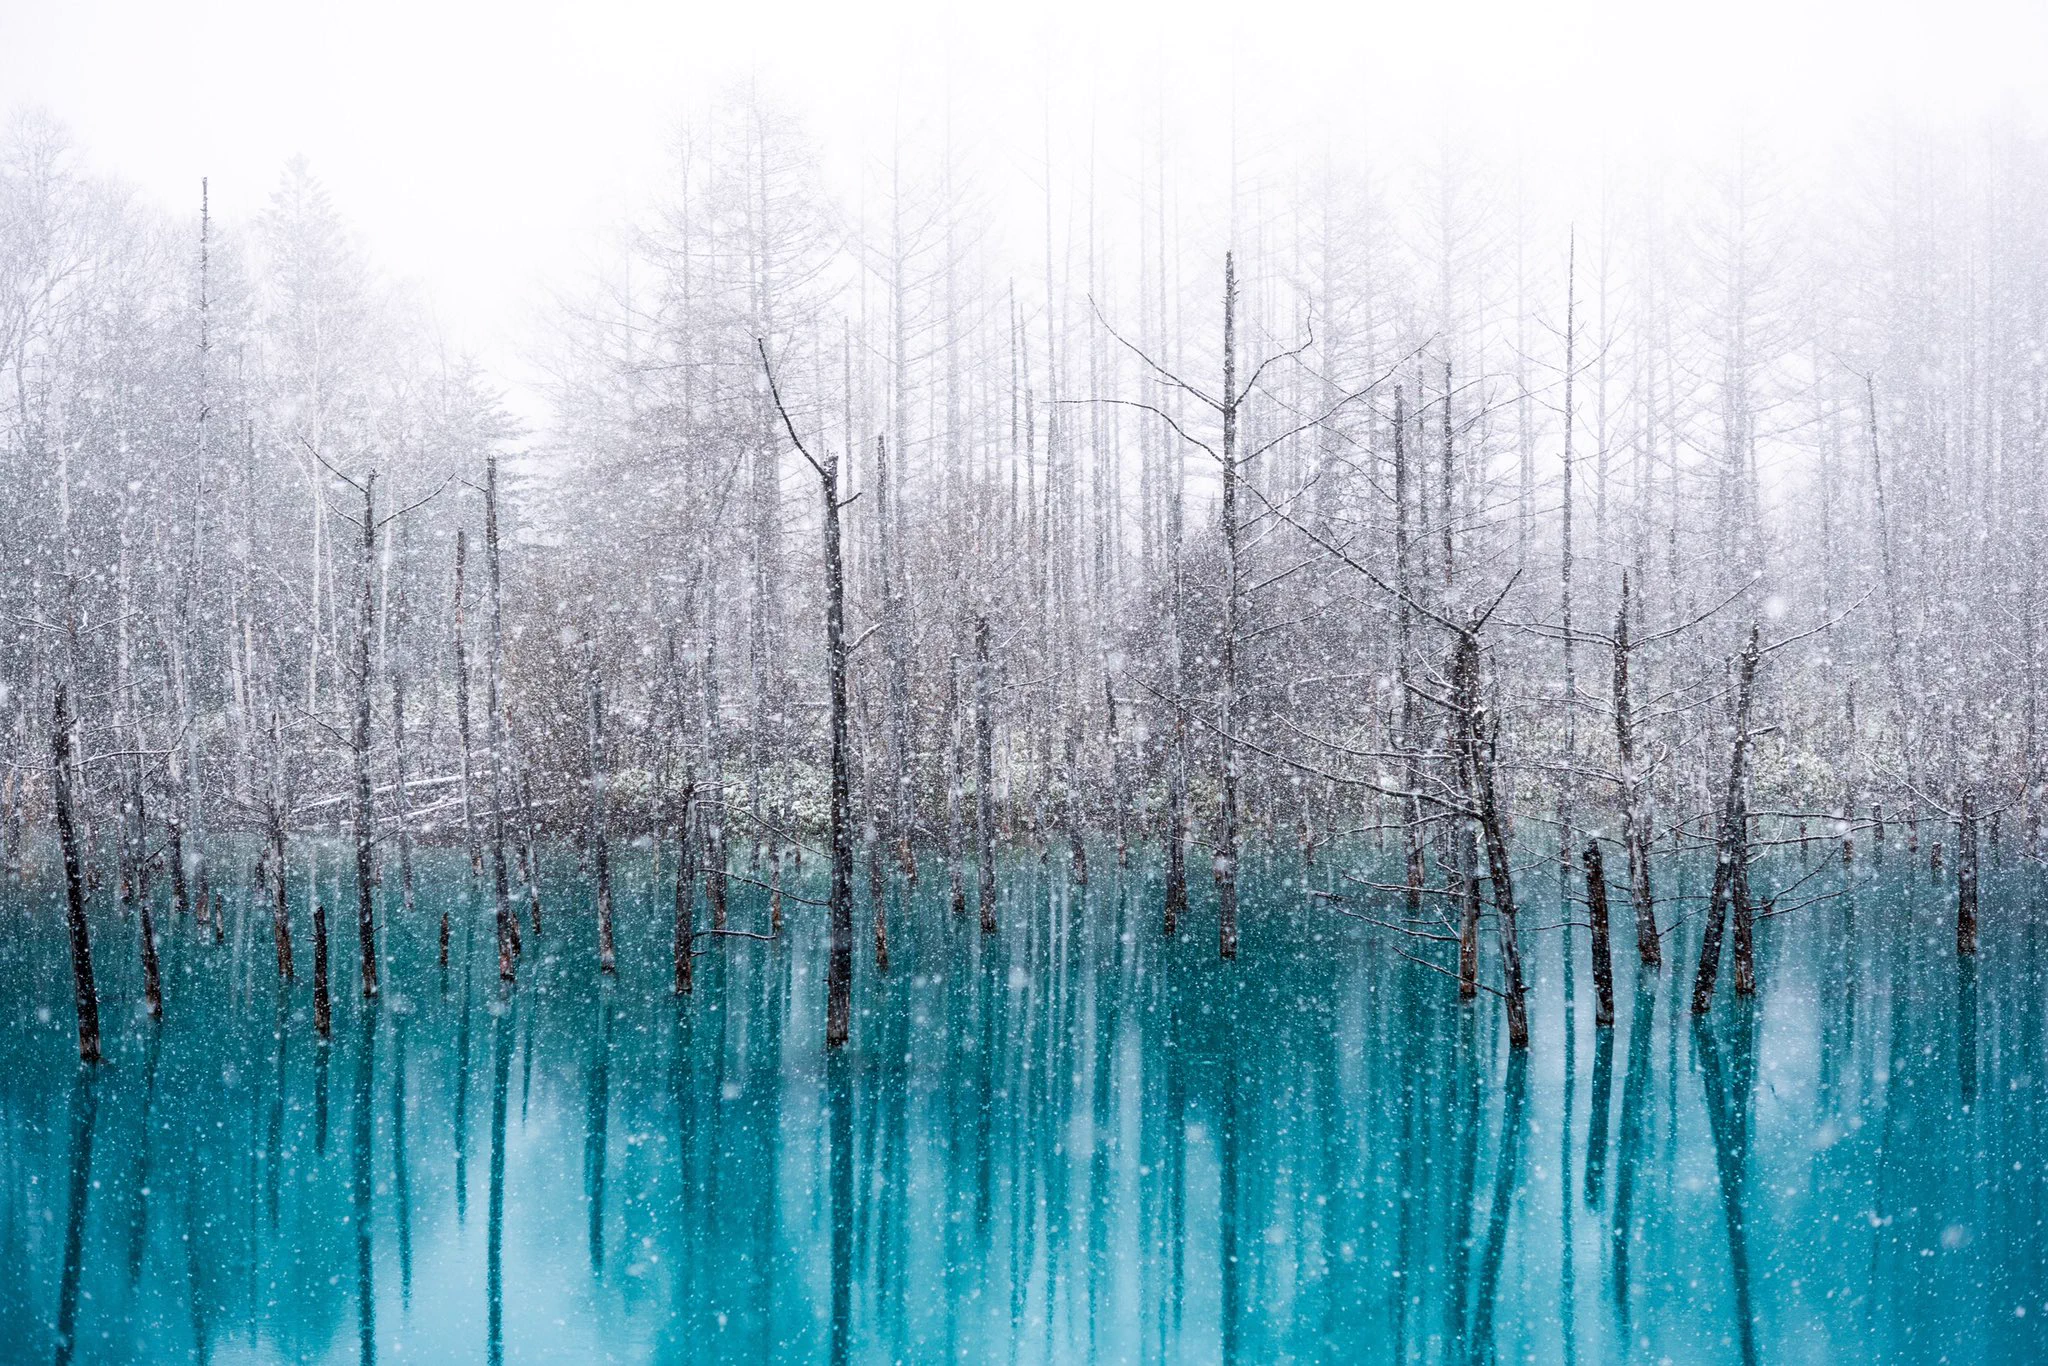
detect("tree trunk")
[1613,573,1660,966]
[1584,840,1615,1027]
[1065,700,1089,887]
[52,685,102,1064]
[761,342,854,1049]
[269,707,295,982]
[945,653,966,917]
[1451,632,1482,1000]
[1108,674,1129,866]
[1693,627,1761,1013]
[1217,251,1241,961]
[702,609,729,930]
[1560,231,1580,882]
[167,805,190,922]
[1163,636,1188,935]
[453,529,483,876]
[976,616,998,935]
[1394,386,1426,917]
[586,637,615,974]
[673,781,696,995]
[313,901,332,1039]
[877,434,915,882]
[1732,796,1757,997]
[484,457,519,982]
[137,839,162,1021]
[353,477,380,999]
[1957,788,1979,956]
[1455,630,1528,1047]
[391,670,417,916]
[869,816,889,974]
[823,459,854,1044]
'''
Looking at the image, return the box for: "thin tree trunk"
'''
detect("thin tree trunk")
[1613,573,1660,966]
[673,781,696,995]
[167,808,190,921]
[484,458,519,982]
[1394,386,1425,916]
[1455,629,1528,1047]
[352,476,380,1000]
[1693,627,1761,1014]
[586,638,615,974]
[1217,251,1241,961]
[869,806,888,974]
[945,653,966,917]
[137,812,162,1021]
[1560,230,1579,883]
[1066,700,1089,886]
[976,616,998,935]
[702,607,729,930]
[1451,630,1483,1000]
[1957,788,1979,956]
[453,529,483,876]
[313,901,332,1039]
[1108,674,1129,865]
[391,670,417,916]
[759,341,853,1048]
[52,685,101,1064]
[269,707,294,982]
[1584,840,1615,1027]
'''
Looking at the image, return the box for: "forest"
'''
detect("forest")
[7,30,2048,1355]
[4,92,2038,1053]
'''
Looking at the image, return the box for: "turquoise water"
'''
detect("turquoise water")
[1,841,2044,1363]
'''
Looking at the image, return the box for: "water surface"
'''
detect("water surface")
[1,841,2044,1363]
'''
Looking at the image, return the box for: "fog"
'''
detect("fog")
[10,0,2044,406]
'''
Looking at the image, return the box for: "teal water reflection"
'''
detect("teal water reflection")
[1,843,2045,1363]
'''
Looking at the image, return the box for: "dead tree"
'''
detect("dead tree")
[1107,675,1130,865]
[672,775,697,995]
[1584,840,1616,1027]
[1452,623,1530,1047]
[52,685,102,1064]
[701,606,729,931]
[1450,625,1484,1000]
[586,635,615,974]
[137,827,162,1020]
[760,340,855,1049]
[313,901,332,1039]
[348,472,380,999]
[1559,231,1580,881]
[1075,249,1371,955]
[1692,627,1761,1014]
[316,455,441,1000]
[390,670,417,917]
[483,456,520,982]
[975,616,998,935]
[1396,387,1426,917]
[1162,605,1189,935]
[165,770,190,923]
[267,706,295,982]
[453,530,483,875]
[1214,250,1244,960]
[875,433,915,880]
[865,749,888,974]
[1613,573,1660,966]
[945,653,967,917]
[1957,788,1979,956]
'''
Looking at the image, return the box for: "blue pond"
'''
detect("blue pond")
[1,840,2044,1362]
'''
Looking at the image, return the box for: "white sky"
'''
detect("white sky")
[5,0,2044,385]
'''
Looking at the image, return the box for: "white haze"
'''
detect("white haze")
[7,0,2045,427]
